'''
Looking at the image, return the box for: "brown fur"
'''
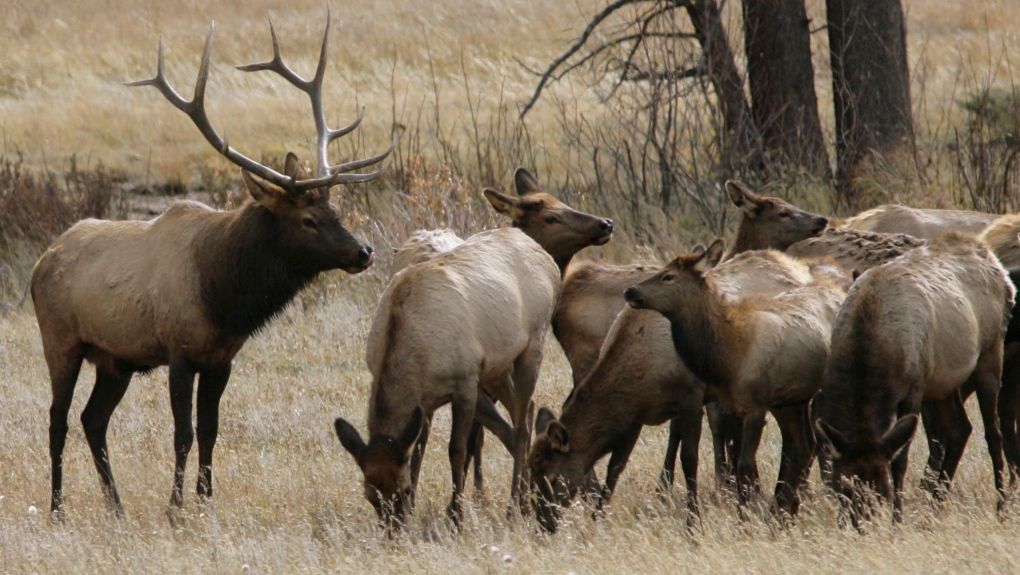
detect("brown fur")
[816,232,1014,525]
[625,240,848,516]
[531,249,843,530]
[725,180,829,256]
[787,228,927,277]
[841,204,996,239]
[333,168,612,528]
[32,153,374,516]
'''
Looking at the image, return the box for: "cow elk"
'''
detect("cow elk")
[624,240,847,516]
[32,13,391,519]
[531,248,842,531]
[815,233,1014,527]
[333,169,612,528]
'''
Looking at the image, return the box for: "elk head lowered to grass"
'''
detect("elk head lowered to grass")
[333,169,613,529]
[33,11,392,520]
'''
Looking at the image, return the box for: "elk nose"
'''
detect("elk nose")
[623,287,642,307]
[600,218,614,233]
[358,245,376,267]
[815,216,829,231]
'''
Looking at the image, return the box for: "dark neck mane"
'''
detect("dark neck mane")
[196,202,316,339]
[663,287,734,389]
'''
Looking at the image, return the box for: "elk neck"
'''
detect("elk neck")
[195,202,317,340]
[367,306,425,440]
[661,281,741,391]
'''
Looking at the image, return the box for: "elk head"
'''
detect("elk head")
[624,239,726,314]
[528,407,584,533]
[334,407,424,528]
[242,153,374,273]
[128,10,392,274]
[727,181,828,251]
[815,415,917,526]
[484,168,614,271]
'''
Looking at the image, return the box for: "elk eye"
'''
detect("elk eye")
[302,217,318,230]
[779,212,791,219]
[662,274,676,282]
[545,215,561,224]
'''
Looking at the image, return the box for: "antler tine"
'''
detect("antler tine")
[327,106,365,143]
[235,19,308,89]
[127,23,308,190]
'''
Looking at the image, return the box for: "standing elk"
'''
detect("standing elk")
[33,13,392,518]
[333,169,613,528]
[815,233,1014,527]
[530,248,843,531]
[624,240,848,516]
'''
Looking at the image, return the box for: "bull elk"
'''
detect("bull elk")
[33,12,392,518]
[625,240,848,516]
[333,169,613,528]
[815,233,1014,527]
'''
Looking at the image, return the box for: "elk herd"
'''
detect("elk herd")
[24,14,1020,536]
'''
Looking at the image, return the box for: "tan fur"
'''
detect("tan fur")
[336,168,612,526]
[33,152,376,515]
[977,213,1020,270]
[389,229,464,279]
[841,204,996,239]
[817,232,1015,516]
[787,227,927,276]
[625,241,848,513]
[531,249,843,527]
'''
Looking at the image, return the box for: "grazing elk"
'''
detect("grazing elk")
[625,240,847,516]
[387,228,513,494]
[840,204,996,239]
[34,14,392,518]
[815,233,1014,526]
[333,169,613,528]
[530,249,842,531]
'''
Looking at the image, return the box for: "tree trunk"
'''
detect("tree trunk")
[826,0,913,209]
[743,0,830,177]
[684,0,763,174]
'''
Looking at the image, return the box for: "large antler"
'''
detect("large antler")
[127,14,392,193]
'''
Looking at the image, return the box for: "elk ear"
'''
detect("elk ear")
[692,239,725,275]
[726,180,764,216]
[283,152,309,180]
[242,169,289,212]
[484,189,525,219]
[547,421,570,453]
[535,407,556,436]
[880,414,918,459]
[815,419,849,460]
[514,167,542,196]
[334,418,367,467]
[691,243,707,255]
[399,406,425,457]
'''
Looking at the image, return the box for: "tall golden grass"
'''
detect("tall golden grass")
[3,0,1020,573]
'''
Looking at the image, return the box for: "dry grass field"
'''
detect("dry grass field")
[3,0,1020,573]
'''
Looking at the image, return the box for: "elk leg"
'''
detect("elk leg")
[474,393,514,452]
[167,357,197,514]
[508,342,542,513]
[929,392,972,502]
[810,394,832,484]
[463,421,485,495]
[446,392,476,526]
[594,428,641,516]
[195,363,231,499]
[972,347,1007,513]
[890,402,919,523]
[679,406,704,519]
[771,403,815,519]
[919,399,947,495]
[736,410,767,514]
[47,349,84,515]
[410,414,433,491]
[81,360,134,515]
[657,417,683,496]
[998,344,1020,484]
[705,402,730,486]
